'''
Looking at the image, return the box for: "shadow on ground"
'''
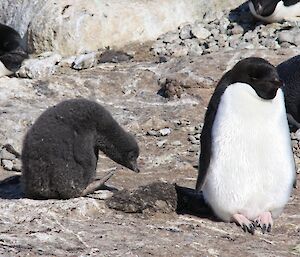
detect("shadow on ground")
[0,175,24,199]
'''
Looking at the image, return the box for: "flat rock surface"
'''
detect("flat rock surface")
[0,47,299,256]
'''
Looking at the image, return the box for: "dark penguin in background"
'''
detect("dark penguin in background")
[0,23,28,77]
[249,0,300,22]
[21,98,140,200]
[277,55,300,129]
[196,57,295,234]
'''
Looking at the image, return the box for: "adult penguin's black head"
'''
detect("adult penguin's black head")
[228,57,282,100]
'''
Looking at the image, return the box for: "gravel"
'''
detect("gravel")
[151,5,300,58]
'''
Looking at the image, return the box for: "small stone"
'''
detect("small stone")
[59,56,76,68]
[230,24,244,35]
[188,145,199,152]
[191,24,211,40]
[99,50,133,63]
[72,52,98,70]
[89,190,114,200]
[294,129,300,140]
[1,160,14,171]
[12,159,22,172]
[157,140,167,148]
[179,24,192,40]
[171,44,189,58]
[159,31,179,43]
[0,148,16,160]
[278,31,295,44]
[188,135,199,144]
[171,141,182,146]
[159,128,171,136]
[147,130,160,137]
[194,133,200,140]
[17,53,62,79]
[294,34,300,46]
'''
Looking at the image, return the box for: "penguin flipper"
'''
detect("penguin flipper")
[195,76,230,193]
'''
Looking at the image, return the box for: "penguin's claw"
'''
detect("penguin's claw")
[254,212,273,234]
[232,213,255,235]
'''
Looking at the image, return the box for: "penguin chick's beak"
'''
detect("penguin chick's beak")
[129,160,140,173]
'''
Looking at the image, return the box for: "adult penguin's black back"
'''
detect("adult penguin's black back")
[277,55,300,129]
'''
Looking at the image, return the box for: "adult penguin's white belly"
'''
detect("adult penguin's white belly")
[202,82,295,222]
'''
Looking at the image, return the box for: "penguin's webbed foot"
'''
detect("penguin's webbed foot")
[232,213,255,234]
[254,212,273,234]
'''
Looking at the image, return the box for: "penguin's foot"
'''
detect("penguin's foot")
[81,169,118,196]
[232,213,255,234]
[254,212,273,234]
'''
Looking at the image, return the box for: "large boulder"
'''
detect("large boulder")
[0,0,243,56]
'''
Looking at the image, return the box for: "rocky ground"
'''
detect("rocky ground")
[0,7,300,257]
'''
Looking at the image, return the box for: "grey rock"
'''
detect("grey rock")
[106,182,177,213]
[1,159,14,171]
[0,148,16,160]
[294,129,300,141]
[159,128,171,136]
[188,145,199,152]
[17,53,62,79]
[188,135,199,145]
[147,130,160,137]
[12,159,22,172]
[99,50,133,64]
[72,52,98,70]
[278,31,295,44]
[171,140,182,146]
[160,31,179,43]
[170,44,189,57]
[230,24,244,35]
[88,190,114,200]
[191,24,211,40]
[157,140,168,148]
[179,24,192,40]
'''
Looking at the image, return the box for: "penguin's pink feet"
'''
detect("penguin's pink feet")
[232,213,255,234]
[254,212,273,234]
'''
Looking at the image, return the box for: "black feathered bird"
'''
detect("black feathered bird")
[0,23,28,76]
[277,55,300,129]
[249,0,300,23]
[21,99,140,199]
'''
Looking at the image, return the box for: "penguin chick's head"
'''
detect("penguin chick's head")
[97,132,140,173]
[249,0,280,16]
[229,57,282,100]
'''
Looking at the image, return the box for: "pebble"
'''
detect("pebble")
[159,128,171,136]
[157,140,167,148]
[188,145,199,153]
[17,53,62,79]
[188,135,199,145]
[151,7,300,58]
[191,24,211,40]
[0,148,16,160]
[1,160,13,171]
[72,52,98,70]
[293,129,300,141]
[171,141,182,146]
[179,24,192,40]
[89,190,114,200]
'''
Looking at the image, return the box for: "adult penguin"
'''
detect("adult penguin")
[196,57,295,234]
[249,0,300,23]
[0,23,27,76]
